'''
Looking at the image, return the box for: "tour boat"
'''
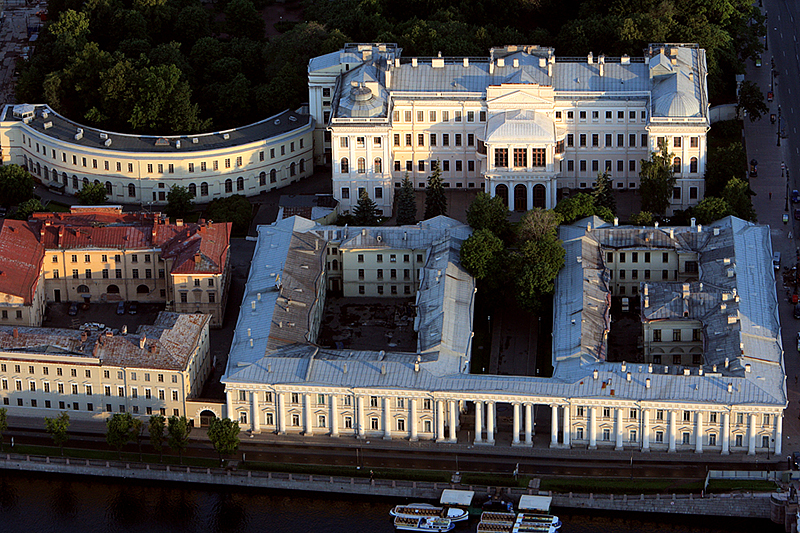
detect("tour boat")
[393,515,455,532]
[390,490,473,523]
[477,496,561,533]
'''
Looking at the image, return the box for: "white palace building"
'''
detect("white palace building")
[221,215,786,456]
[308,43,709,217]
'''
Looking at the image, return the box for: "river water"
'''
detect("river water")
[0,471,783,533]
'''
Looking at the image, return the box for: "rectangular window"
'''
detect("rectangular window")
[417,111,424,122]
[467,134,474,146]
[429,133,436,146]
[494,149,508,168]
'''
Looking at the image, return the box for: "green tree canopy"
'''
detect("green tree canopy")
[207,417,241,465]
[513,234,566,313]
[722,177,756,221]
[395,174,417,226]
[0,407,7,451]
[692,196,733,225]
[460,228,504,280]
[705,141,746,197]
[167,415,192,464]
[148,413,166,462]
[466,192,509,236]
[45,411,70,455]
[352,190,380,226]
[517,208,562,243]
[553,193,613,225]
[629,211,655,226]
[166,184,195,219]
[14,198,44,220]
[423,166,447,219]
[639,139,676,215]
[0,165,35,206]
[592,171,616,215]
[205,194,252,235]
[76,182,108,205]
[224,0,266,42]
[737,80,769,122]
[106,412,135,459]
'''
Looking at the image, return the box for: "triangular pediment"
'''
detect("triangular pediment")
[486,88,555,109]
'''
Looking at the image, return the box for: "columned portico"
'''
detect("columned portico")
[251,391,260,434]
[330,394,339,437]
[276,392,286,434]
[512,403,521,445]
[588,407,597,449]
[436,400,446,442]
[448,400,457,442]
[775,414,783,455]
[614,408,623,450]
[721,412,730,455]
[383,397,392,440]
[550,405,558,448]
[303,394,314,436]
[474,401,483,444]
[486,401,495,445]
[642,409,650,452]
[409,399,418,441]
[524,403,533,445]
[668,410,676,452]
[695,411,703,453]
[356,395,366,439]
[747,413,756,455]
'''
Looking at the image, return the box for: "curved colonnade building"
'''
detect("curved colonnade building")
[0,104,315,205]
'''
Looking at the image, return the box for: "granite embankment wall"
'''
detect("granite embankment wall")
[0,453,772,520]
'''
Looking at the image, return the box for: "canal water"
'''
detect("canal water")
[0,471,783,533]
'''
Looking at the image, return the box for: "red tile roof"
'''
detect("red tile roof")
[161,222,232,274]
[0,220,44,304]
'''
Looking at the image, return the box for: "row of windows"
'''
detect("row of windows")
[356,253,423,263]
[607,251,676,264]
[567,133,650,149]
[3,397,179,417]
[651,329,702,343]
[556,109,647,123]
[651,354,704,366]
[610,269,675,282]
[238,409,432,433]
[565,158,698,175]
[235,391,436,410]
[0,364,174,382]
[55,268,165,280]
[392,109,486,124]
[22,133,304,175]
[390,132,477,148]
[493,148,546,168]
[57,253,158,264]
[572,407,770,427]
[358,284,412,295]
[2,380,178,400]
[572,427,771,448]
[357,269,414,281]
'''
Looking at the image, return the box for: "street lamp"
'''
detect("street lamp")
[778,105,783,147]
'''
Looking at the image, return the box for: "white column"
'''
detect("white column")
[550,405,559,448]
[225,390,233,422]
[383,397,392,440]
[486,401,495,445]
[474,401,483,444]
[508,182,515,212]
[588,407,597,449]
[251,391,260,434]
[330,394,339,438]
[512,403,521,445]
[276,392,286,435]
[436,400,445,442]
[448,400,457,443]
[304,394,314,436]
[562,406,570,448]
[526,182,533,210]
[642,409,650,452]
[409,399,418,441]
[775,414,783,455]
[721,412,730,455]
[668,410,676,452]
[524,403,533,445]
[357,396,366,439]
[615,408,623,450]
[695,411,703,453]
[747,413,756,455]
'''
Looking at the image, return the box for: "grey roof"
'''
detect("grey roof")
[485,110,555,143]
[3,104,313,153]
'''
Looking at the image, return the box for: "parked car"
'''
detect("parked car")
[128,301,138,315]
[792,190,800,203]
[791,451,800,470]
[68,303,78,316]
[794,303,800,319]
[116,301,125,315]
[796,332,800,352]
[794,208,800,221]
[773,252,781,270]
[749,159,758,177]
[755,55,762,67]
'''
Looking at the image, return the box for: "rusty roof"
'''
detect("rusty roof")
[0,220,45,304]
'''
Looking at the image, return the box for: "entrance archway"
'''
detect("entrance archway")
[495,184,508,208]
[533,184,546,209]
[107,285,120,294]
[136,284,149,294]
[200,410,217,427]
[514,184,527,211]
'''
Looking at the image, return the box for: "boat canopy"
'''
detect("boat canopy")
[518,495,552,512]
[440,489,474,506]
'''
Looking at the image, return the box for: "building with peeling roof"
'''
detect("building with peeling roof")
[309,43,709,218]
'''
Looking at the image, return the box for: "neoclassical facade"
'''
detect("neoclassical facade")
[309,43,709,216]
[0,104,314,205]
[222,215,785,456]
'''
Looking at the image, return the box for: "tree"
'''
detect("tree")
[131,417,145,462]
[517,208,562,243]
[629,211,655,226]
[167,415,192,465]
[224,0,266,42]
[466,192,509,236]
[44,412,70,455]
[76,182,107,205]
[423,165,447,219]
[722,177,757,221]
[737,80,769,122]
[352,190,379,226]
[0,408,7,451]
[106,412,134,460]
[592,171,617,215]
[460,228,504,280]
[148,414,166,462]
[395,174,417,226]
[639,139,676,215]
[0,165,34,206]
[14,198,44,220]
[705,141,746,197]
[207,417,241,466]
[692,197,733,225]
[205,195,252,235]
[514,235,565,313]
[166,185,195,219]
[554,193,613,225]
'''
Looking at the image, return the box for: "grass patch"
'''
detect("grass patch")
[706,479,777,493]
[45,201,71,213]
[241,461,451,483]
[6,443,218,468]
[540,477,705,495]
[460,472,529,487]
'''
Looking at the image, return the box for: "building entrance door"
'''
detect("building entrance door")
[54,289,61,303]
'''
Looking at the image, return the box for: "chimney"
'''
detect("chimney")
[712,364,717,372]
[194,253,201,265]
[647,364,653,373]
[669,228,674,239]
[381,363,386,375]
[149,344,157,354]
[176,219,184,227]
[626,372,631,382]
[587,52,593,64]
[593,369,599,380]
[697,224,702,233]
[724,357,729,368]
[139,336,147,349]
[414,355,421,372]
[12,328,18,338]
[745,364,751,373]
[698,366,703,376]
[682,283,690,299]
[690,217,696,227]
[547,61,553,78]
[645,378,651,389]
[598,54,605,77]
[539,57,546,68]
[411,58,418,67]
[727,383,733,393]
[621,361,626,372]
[121,325,127,335]
[512,58,519,68]
[80,330,87,342]
[463,58,469,68]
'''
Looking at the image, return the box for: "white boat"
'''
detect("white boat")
[389,490,473,523]
[477,496,561,533]
[393,515,455,532]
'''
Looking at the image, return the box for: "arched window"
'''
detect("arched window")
[82,177,89,187]
[128,183,136,197]
[357,157,366,173]
[259,172,266,186]
[236,177,244,191]
[93,179,100,185]
[22,155,27,169]
[270,169,277,183]
[299,159,305,173]
[341,158,349,173]
[672,157,681,173]
[332,259,338,271]
[43,165,48,180]
[77,285,90,293]
[105,181,112,195]
[374,158,382,173]
[72,176,79,189]
[188,183,196,197]
[201,182,209,196]
[62,172,67,185]
[690,157,698,173]
[225,179,233,193]
[290,162,296,176]
[136,284,149,294]
[36,162,41,175]
[52,169,57,181]
[107,284,120,294]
